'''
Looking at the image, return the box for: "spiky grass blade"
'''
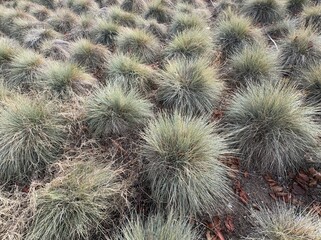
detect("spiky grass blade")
[141,112,233,216]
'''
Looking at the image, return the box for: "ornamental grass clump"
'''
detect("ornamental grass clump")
[286,0,308,15]
[0,37,20,76]
[144,0,173,23]
[66,0,99,14]
[244,204,321,239]
[26,161,128,240]
[39,61,98,98]
[116,211,200,240]
[66,14,93,40]
[120,0,147,13]
[40,39,71,61]
[141,112,233,216]
[107,54,156,93]
[226,44,280,87]
[23,28,61,50]
[109,6,138,27]
[169,12,207,35]
[156,58,224,115]
[300,64,321,103]
[90,19,120,47]
[214,13,264,60]
[30,0,56,9]
[242,0,285,25]
[116,28,161,63]
[70,38,110,74]
[143,19,167,40]
[86,84,153,138]
[265,18,297,40]
[279,27,321,77]
[5,49,44,90]
[0,97,66,183]
[46,8,79,33]
[29,4,51,21]
[225,81,321,176]
[165,28,213,60]
[303,5,321,33]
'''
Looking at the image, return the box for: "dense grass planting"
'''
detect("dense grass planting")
[1,0,321,239]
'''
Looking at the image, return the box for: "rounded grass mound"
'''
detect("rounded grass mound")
[225,81,321,176]
[116,28,161,63]
[86,84,153,138]
[242,0,285,26]
[66,0,99,14]
[144,0,173,24]
[0,37,21,75]
[40,39,71,61]
[286,0,308,15]
[23,28,61,50]
[0,97,66,183]
[165,28,213,60]
[300,64,321,103]
[226,44,280,87]
[142,19,167,40]
[141,112,233,216]
[46,8,79,33]
[90,19,120,47]
[169,12,206,35]
[27,161,127,240]
[107,54,156,93]
[214,14,264,60]
[39,61,98,98]
[5,49,44,90]
[70,38,110,74]
[116,211,200,240]
[303,5,321,33]
[120,0,147,13]
[279,28,321,78]
[244,204,321,239]
[109,6,138,27]
[156,58,224,115]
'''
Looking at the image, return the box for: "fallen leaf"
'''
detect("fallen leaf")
[292,182,306,195]
[225,216,235,232]
[271,186,283,193]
